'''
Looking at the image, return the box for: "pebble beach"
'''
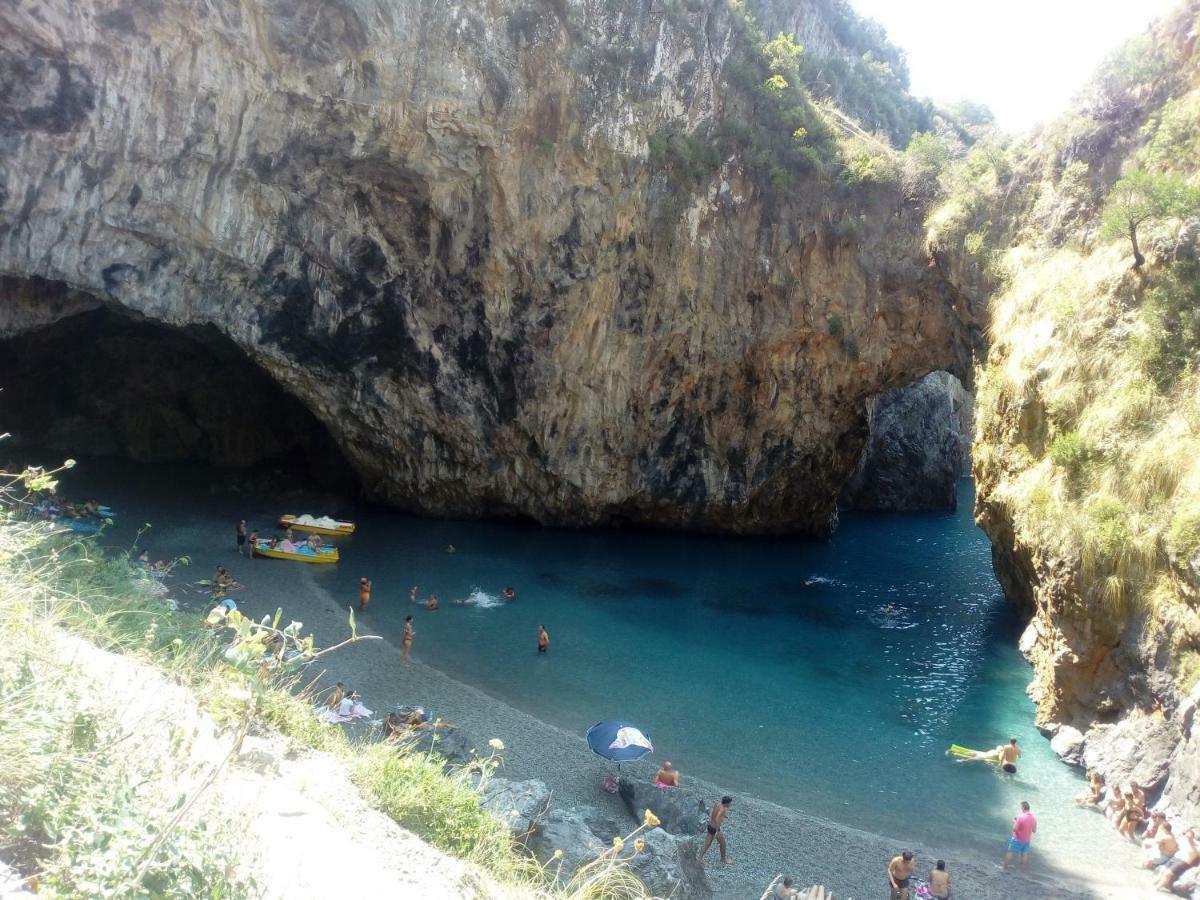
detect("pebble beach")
[185,547,1153,900]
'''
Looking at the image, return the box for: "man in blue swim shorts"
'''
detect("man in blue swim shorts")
[1003,800,1038,869]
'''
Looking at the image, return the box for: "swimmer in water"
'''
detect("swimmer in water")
[425,594,439,610]
[410,585,419,603]
[502,587,516,600]
[537,624,550,654]
[446,544,456,553]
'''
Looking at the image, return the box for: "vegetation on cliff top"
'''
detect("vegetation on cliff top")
[943,4,1200,703]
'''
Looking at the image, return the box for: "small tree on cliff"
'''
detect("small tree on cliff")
[1101,169,1200,268]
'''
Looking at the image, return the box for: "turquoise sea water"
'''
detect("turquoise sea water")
[66,458,1137,879]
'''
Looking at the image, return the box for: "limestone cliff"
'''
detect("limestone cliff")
[0,0,971,534]
[947,0,1200,811]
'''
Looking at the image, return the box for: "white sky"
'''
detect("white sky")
[848,0,1181,132]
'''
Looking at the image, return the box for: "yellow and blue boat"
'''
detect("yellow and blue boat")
[252,539,339,564]
[277,514,356,537]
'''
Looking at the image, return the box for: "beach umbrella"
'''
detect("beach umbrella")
[585,720,654,763]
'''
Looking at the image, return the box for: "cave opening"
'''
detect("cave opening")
[839,370,974,513]
[0,300,357,493]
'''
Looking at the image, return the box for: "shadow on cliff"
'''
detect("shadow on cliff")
[0,302,357,494]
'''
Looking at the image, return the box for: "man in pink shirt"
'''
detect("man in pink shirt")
[1004,801,1038,869]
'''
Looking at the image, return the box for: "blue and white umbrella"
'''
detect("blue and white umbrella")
[585,720,654,763]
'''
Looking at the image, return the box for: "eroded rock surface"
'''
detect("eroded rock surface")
[0,0,971,534]
[840,370,971,512]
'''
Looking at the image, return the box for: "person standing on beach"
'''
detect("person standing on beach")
[236,520,246,555]
[887,850,916,900]
[1003,801,1037,869]
[698,796,732,865]
[537,624,550,654]
[359,577,372,611]
[246,529,258,559]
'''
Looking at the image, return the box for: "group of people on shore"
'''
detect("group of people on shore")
[1078,771,1200,892]
[882,799,1034,900]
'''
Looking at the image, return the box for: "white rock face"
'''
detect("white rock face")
[0,0,972,533]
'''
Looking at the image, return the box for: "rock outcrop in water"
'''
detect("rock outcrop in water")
[0,0,972,535]
[840,370,971,511]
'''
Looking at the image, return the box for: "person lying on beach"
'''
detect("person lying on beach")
[654,762,679,787]
[317,692,372,724]
[425,594,439,610]
[1142,821,1177,868]
[1155,828,1200,891]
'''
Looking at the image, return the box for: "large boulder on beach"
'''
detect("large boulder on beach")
[528,804,711,900]
[528,806,606,877]
[1049,725,1085,765]
[627,827,711,899]
[479,777,551,841]
[1082,717,1180,791]
[402,724,475,766]
[619,778,702,835]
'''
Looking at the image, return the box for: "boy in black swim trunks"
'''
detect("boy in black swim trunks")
[698,796,733,865]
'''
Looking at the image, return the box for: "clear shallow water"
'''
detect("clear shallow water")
[63,457,1136,878]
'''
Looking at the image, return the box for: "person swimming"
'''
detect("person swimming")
[537,624,549,654]
[502,587,516,600]
[425,594,439,610]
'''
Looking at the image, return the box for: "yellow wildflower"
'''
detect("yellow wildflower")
[612,836,625,852]
[634,839,645,853]
[553,849,564,860]
[643,809,661,828]
[488,738,504,751]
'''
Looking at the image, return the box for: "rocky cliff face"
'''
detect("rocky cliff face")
[954,0,1200,816]
[0,0,971,534]
[839,370,970,511]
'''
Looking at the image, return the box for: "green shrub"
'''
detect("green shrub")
[1132,264,1200,390]
[1048,431,1090,483]
[1168,505,1200,562]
